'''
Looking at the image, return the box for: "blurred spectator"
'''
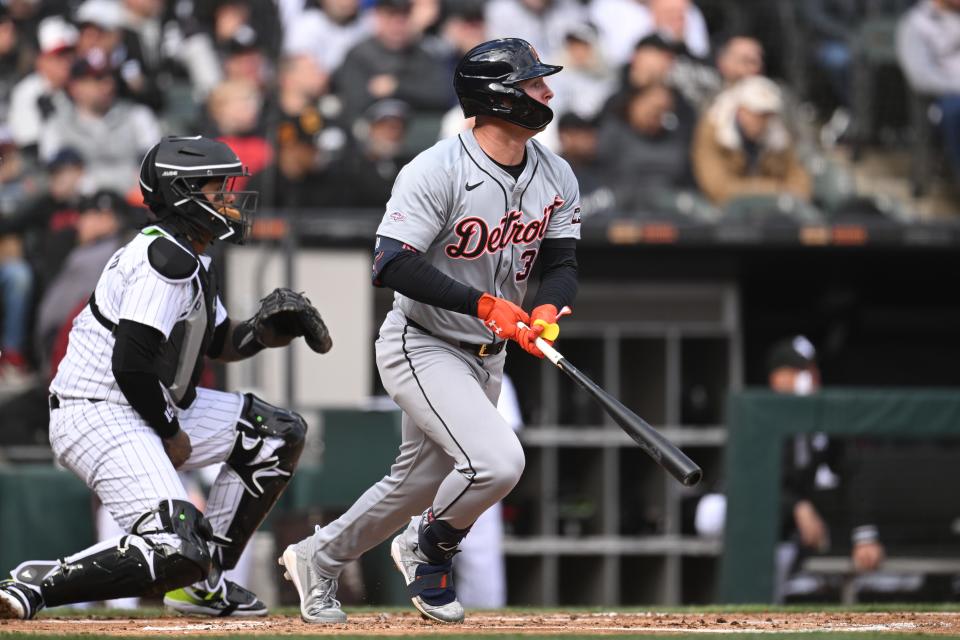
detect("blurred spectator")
[35,190,131,370]
[0,149,87,285]
[0,127,39,217]
[334,98,412,207]
[0,5,35,124]
[8,16,77,152]
[589,0,710,67]
[74,0,158,108]
[277,54,331,118]
[219,26,270,89]
[484,0,585,60]
[548,23,616,121]
[204,78,272,182]
[597,84,694,211]
[332,0,451,125]
[0,129,38,383]
[897,0,960,182]
[40,49,161,194]
[209,0,282,59]
[247,108,338,209]
[608,34,717,116]
[556,113,609,213]
[715,34,764,88]
[692,76,811,205]
[283,0,370,76]
[439,0,487,73]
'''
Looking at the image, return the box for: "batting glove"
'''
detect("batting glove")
[476,293,530,343]
[518,304,572,358]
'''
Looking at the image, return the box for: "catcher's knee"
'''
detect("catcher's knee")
[228,393,307,482]
[132,499,214,590]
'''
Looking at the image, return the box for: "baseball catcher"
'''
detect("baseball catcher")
[0,136,331,620]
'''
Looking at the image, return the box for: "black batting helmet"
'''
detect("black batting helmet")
[454,38,562,130]
[139,136,257,245]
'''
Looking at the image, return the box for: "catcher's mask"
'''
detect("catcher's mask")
[139,136,258,245]
[454,38,562,130]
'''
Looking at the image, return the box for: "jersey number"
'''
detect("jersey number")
[516,249,538,282]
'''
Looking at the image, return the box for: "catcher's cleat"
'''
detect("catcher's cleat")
[0,579,44,620]
[390,531,464,624]
[163,579,267,617]
[279,541,347,623]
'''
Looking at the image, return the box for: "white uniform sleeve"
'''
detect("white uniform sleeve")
[117,262,194,338]
[376,156,451,252]
[545,162,583,241]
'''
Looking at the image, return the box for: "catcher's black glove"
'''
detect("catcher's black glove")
[252,288,332,353]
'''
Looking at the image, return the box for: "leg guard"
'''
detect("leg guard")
[216,393,306,569]
[418,507,472,564]
[24,500,213,607]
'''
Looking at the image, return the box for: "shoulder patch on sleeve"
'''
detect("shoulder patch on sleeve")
[147,237,199,281]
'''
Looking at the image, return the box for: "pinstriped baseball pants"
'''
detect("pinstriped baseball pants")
[48,388,280,541]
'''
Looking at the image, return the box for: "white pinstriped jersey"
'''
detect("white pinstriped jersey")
[50,227,227,406]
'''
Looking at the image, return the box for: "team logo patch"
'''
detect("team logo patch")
[390,211,406,222]
[572,207,582,224]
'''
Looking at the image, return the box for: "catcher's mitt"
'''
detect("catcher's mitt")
[252,288,332,353]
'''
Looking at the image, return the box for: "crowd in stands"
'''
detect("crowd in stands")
[0,0,954,385]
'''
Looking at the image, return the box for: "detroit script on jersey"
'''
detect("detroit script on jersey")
[445,195,565,259]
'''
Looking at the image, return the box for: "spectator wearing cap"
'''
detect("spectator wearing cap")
[220,25,271,90]
[484,0,585,61]
[589,0,710,68]
[0,126,40,217]
[333,98,413,207]
[209,0,282,60]
[39,49,162,194]
[439,0,487,75]
[0,5,35,125]
[897,0,960,182]
[692,76,811,205]
[74,0,160,109]
[333,0,451,125]
[247,108,338,209]
[283,0,371,76]
[547,23,616,122]
[35,190,136,371]
[8,16,77,152]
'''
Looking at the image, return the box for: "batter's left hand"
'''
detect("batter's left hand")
[518,304,572,358]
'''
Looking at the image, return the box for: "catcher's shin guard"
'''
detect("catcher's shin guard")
[217,393,306,569]
[27,500,213,607]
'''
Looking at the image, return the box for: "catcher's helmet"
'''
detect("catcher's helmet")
[139,136,257,245]
[454,38,562,130]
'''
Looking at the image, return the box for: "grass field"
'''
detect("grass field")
[2,605,960,639]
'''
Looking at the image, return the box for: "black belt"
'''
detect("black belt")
[49,395,103,410]
[406,317,506,358]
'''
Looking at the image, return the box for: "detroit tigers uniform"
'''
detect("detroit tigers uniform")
[306,128,581,574]
[48,226,288,555]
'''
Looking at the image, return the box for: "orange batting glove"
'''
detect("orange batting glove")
[476,293,530,343]
[518,304,572,358]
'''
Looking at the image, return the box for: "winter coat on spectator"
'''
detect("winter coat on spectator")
[692,87,811,205]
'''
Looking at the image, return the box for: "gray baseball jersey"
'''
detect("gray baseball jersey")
[376,129,582,343]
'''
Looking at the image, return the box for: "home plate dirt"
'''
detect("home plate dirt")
[3,611,960,635]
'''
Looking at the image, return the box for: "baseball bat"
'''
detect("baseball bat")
[522,323,702,487]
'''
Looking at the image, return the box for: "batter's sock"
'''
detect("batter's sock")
[417,508,471,565]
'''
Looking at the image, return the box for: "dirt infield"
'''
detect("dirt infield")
[4,611,960,636]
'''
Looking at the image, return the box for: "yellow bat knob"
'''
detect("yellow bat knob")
[533,318,560,341]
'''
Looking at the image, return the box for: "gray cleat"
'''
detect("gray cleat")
[390,523,464,624]
[279,541,347,624]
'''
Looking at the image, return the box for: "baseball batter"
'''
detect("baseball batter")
[0,136,332,620]
[281,38,581,624]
